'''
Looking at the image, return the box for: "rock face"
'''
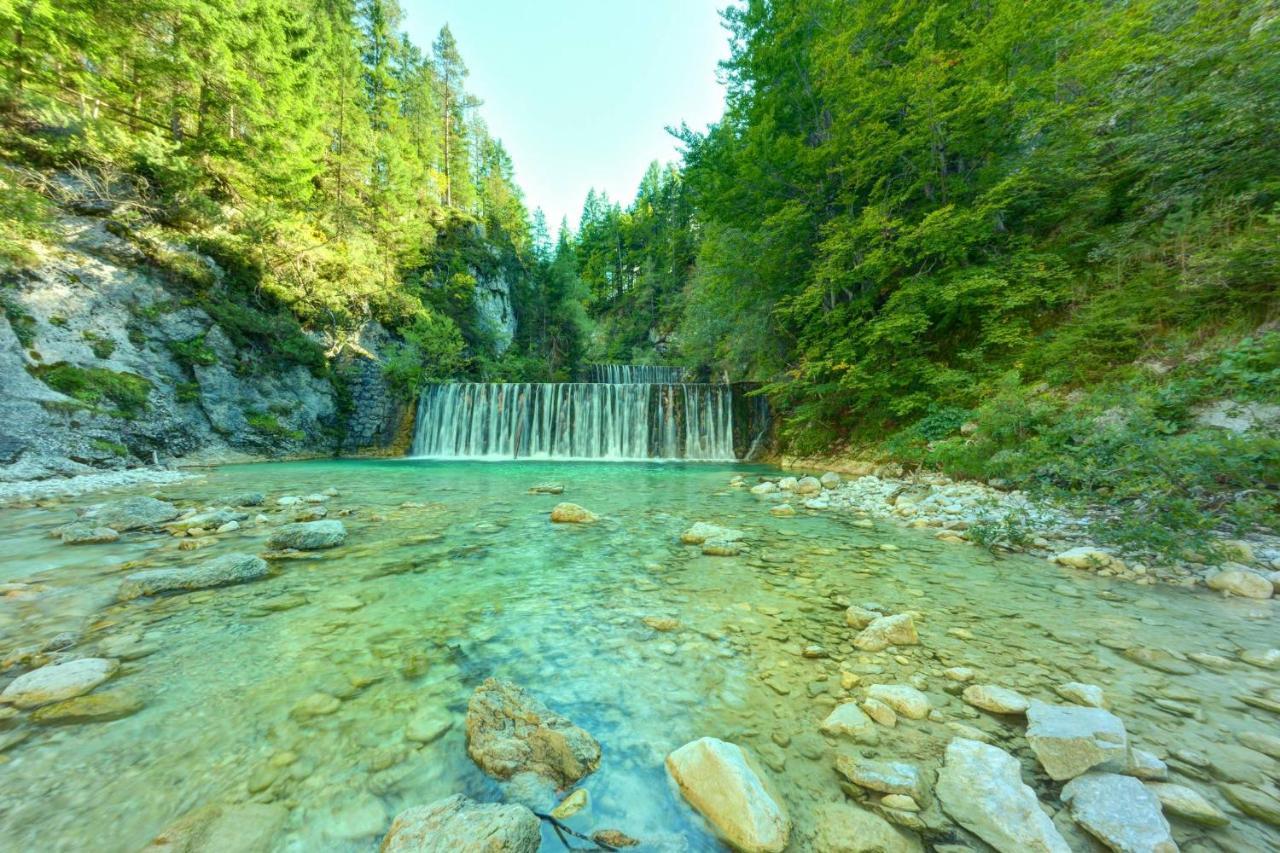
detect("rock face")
[380,795,540,853]
[810,802,921,853]
[549,503,598,524]
[936,738,1071,853]
[118,553,269,600]
[465,678,601,787]
[1061,773,1177,853]
[1206,568,1273,599]
[1,658,118,708]
[267,520,347,550]
[665,737,791,853]
[79,496,179,531]
[853,613,918,651]
[1025,701,1129,781]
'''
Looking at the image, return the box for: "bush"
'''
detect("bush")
[244,410,305,441]
[82,330,116,359]
[29,362,152,418]
[91,438,128,457]
[167,334,217,367]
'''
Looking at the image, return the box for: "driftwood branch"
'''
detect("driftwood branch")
[532,812,619,852]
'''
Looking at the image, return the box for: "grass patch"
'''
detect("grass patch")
[167,334,217,367]
[81,330,116,359]
[176,381,201,403]
[1,294,37,348]
[245,410,305,441]
[90,438,128,457]
[29,361,152,419]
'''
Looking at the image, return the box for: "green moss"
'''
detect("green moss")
[91,438,128,457]
[81,330,116,359]
[167,334,217,367]
[245,410,305,441]
[176,381,201,403]
[49,314,68,328]
[29,362,152,419]
[1,295,37,348]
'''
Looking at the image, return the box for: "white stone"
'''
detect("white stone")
[854,613,918,652]
[1055,682,1107,708]
[1025,701,1129,781]
[936,738,1070,853]
[820,703,879,743]
[665,737,791,852]
[962,684,1029,715]
[1,658,118,708]
[1061,773,1177,853]
[866,684,930,720]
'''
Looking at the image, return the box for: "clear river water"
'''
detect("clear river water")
[0,459,1276,851]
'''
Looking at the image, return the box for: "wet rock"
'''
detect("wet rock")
[1025,701,1129,781]
[962,684,1029,715]
[820,703,879,743]
[1121,647,1196,675]
[1,657,118,708]
[1061,773,1176,853]
[293,505,328,522]
[220,491,265,506]
[1237,731,1280,760]
[290,692,341,720]
[528,482,564,495]
[936,738,1070,853]
[405,706,453,744]
[1052,547,1122,571]
[854,614,918,652]
[1239,648,1280,669]
[58,524,119,544]
[795,476,822,495]
[381,795,541,853]
[681,522,745,544]
[78,496,179,531]
[866,684,930,720]
[862,698,897,727]
[169,509,249,533]
[1145,782,1229,827]
[142,803,288,853]
[845,605,881,630]
[325,792,388,840]
[1219,783,1280,826]
[810,802,922,853]
[770,504,796,517]
[465,678,601,787]
[750,482,778,495]
[835,754,928,802]
[820,472,842,489]
[1056,682,1107,708]
[702,540,742,557]
[1206,568,1273,599]
[267,520,347,550]
[642,616,680,632]
[665,737,791,853]
[550,503,598,523]
[118,554,269,600]
[30,690,142,724]
[592,830,640,848]
[550,788,588,819]
[943,667,975,683]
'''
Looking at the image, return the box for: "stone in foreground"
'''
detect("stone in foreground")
[853,613,918,651]
[380,794,540,853]
[465,678,600,787]
[549,503,598,523]
[1,658,118,709]
[78,496,180,531]
[665,737,791,853]
[267,520,347,550]
[810,802,921,853]
[936,738,1070,853]
[1060,773,1177,853]
[118,553,269,600]
[1025,700,1128,781]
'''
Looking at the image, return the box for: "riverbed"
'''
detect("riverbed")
[0,459,1276,851]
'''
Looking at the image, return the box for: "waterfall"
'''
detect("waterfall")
[411,373,735,460]
[583,364,687,384]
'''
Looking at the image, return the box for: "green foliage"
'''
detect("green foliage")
[382,312,466,399]
[91,438,128,457]
[167,335,217,367]
[29,361,152,418]
[244,411,304,442]
[176,381,201,403]
[0,163,53,266]
[0,294,37,348]
[81,330,116,359]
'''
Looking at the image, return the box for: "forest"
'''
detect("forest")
[2,0,1278,551]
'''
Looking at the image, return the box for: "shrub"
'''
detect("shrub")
[167,334,217,367]
[81,330,116,359]
[91,438,128,457]
[29,362,152,418]
[245,410,305,441]
[0,295,37,348]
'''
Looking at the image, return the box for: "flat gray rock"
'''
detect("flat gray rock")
[78,496,179,531]
[1,658,118,708]
[1061,773,1177,852]
[1026,700,1128,781]
[267,520,346,550]
[119,554,270,600]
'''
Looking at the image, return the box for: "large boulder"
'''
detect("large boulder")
[854,613,918,651]
[118,553,270,600]
[1025,701,1128,781]
[267,520,347,550]
[810,802,921,853]
[380,795,541,853]
[1,658,118,708]
[1205,568,1273,599]
[794,476,822,495]
[549,503,598,524]
[936,738,1070,853]
[78,496,179,531]
[1060,773,1177,853]
[665,737,791,853]
[465,678,600,787]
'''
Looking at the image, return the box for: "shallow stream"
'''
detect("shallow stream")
[0,460,1276,851]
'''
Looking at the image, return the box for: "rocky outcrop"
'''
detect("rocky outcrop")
[334,320,411,454]
[380,795,540,853]
[665,737,791,853]
[464,678,601,787]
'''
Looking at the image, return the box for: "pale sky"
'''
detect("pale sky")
[400,0,731,231]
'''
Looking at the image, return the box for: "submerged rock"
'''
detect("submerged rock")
[702,540,743,556]
[665,737,791,853]
[465,678,600,787]
[267,520,347,550]
[528,483,564,495]
[1122,647,1196,675]
[58,524,119,544]
[78,496,179,531]
[142,802,288,853]
[936,738,1070,853]
[854,613,918,652]
[31,690,143,724]
[681,522,745,544]
[1025,701,1129,781]
[549,503,598,524]
[1,658,118,708]
[866,684,930,720]
[380,795,540,853]
[820,703,879,743]
[810,802,921,853]
[1060,773,1177,853]
[118,554,270,600]
[220,491,265,506]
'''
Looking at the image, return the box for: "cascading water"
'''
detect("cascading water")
[410,369,735,460]
[583,364,687,384]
